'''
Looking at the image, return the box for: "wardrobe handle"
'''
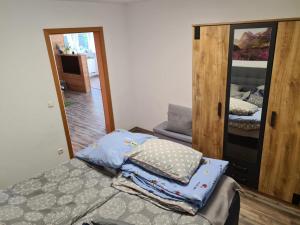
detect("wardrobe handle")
[217,102,222,118]
[270,111,277,128]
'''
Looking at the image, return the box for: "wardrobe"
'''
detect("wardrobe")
[192,18,300,204]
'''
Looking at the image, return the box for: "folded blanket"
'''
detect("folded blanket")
[82,218,132,225]
[228,121,261,131]
[119,157,228,210]
[113,175,199,214]
[229,108,262,124]
[113,175,240,223]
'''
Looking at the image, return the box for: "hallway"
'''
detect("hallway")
[63,76,106,153]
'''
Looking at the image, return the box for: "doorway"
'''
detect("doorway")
[44,27,115,158]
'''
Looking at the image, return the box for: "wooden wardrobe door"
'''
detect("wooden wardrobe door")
[192,25,229,159]
[259,21,300,202]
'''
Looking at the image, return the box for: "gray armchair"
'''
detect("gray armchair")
[153,104,192,147]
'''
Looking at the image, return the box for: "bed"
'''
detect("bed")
[0,158,240,225]
[0,131,240,225]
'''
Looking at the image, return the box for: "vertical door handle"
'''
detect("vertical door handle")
[218,102,222,118]
[270,111,277,128]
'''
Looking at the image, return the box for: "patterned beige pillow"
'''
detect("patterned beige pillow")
[247,94,263,107]
[127,139,202,183]
[230,97,258,115]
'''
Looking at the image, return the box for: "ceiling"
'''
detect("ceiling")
[55,0,149,3]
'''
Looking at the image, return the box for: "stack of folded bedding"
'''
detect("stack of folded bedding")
[74,130,232,216]
[228,108,262,130]
[113,139,229,215]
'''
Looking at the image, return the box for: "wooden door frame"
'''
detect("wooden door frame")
[44,27,115,159]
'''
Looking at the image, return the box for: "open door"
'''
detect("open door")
[44,27,115,158]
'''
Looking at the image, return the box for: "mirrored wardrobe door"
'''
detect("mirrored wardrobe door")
[223,22,277,189]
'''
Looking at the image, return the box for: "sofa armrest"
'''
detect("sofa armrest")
[153,121,192,144]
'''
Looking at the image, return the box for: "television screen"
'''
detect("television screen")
[61,55,81,75]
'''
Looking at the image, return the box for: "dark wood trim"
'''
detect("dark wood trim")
[193,17,300,27]
[43,27,115,158]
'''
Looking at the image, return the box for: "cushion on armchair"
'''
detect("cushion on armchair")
[154,121,192,144]
[166,104,192,136]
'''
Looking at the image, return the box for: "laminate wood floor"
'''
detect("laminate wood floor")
[239,188,300,225]
[63,81,106,153]
[90,75,101,90]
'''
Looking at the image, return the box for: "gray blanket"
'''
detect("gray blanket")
[76,176,239,225]
[112,175,240,225]
[85,217,133,225]
[0,159,118,225]
[73,191,210,225]
[0,159,240,225]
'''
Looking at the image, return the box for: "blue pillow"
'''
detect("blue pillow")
[75,129,157,169]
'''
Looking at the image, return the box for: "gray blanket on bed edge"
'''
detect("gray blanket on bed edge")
[112,175,240,225]
[84,217,133,225]
[0,159,119,225]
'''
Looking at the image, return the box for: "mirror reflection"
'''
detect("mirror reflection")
[225,25,275,188]
[229,27,271,138]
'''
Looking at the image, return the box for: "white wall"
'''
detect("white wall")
[0,0,133,187]
[0,0,299,188]
[127,0,300,130]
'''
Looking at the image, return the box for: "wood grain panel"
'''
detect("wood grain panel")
[259,21,300,203]
[192,25,229,159]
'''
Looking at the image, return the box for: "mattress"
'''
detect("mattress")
[0,159,240,225]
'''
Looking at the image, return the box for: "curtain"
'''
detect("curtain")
[64,32,95,54]
[87,33,96,53]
